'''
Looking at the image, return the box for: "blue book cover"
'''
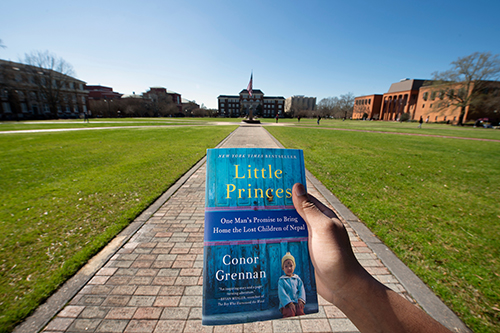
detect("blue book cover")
[203,148,318,325]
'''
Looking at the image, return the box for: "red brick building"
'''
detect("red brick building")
[354,79,500,124]
[143,87,182,113]
[352,94,383,119]
[86,85,122,100]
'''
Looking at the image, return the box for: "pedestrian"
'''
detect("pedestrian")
[298,116,301,122]
[276,114,279,123]
[317,115,321,125]
[418,116,423,128]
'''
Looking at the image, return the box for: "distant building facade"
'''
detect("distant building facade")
[285,96,316,115]
[143,87,182,113]
[354,78,500,124]
[352,94,383,119]
[86,85,122,100]
[0,59,89,120]
[218,89,285,118]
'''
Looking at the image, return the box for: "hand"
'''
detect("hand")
[286,302,296,313]
[292,183,367,305]
[292,183,452,333]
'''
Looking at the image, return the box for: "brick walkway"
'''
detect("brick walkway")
[27,125,464,333]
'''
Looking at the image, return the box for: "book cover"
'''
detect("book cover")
[203,148,318,325]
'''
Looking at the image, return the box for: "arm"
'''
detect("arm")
[292,183,452,333]
[278,278,293,309]
[297,277,306,304]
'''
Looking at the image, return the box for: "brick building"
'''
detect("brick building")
[0,59,89,120]
[354,78,500,124]
[352,94,383,120]
[143,87,182,114]
[218,89,285,118]
[86,85,122,100]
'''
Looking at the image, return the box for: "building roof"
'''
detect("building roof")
[217,95,239,99]
[387,79,428,93]
[239,89,264,94]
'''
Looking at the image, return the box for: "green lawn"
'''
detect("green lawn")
[262,117,500,141]
[266,126,499,333]
[0,125,236,332]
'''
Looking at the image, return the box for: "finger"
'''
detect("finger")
[292,183,338,223]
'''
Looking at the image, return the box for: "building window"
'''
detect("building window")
[2,102,12,113]
[423,92,428,101]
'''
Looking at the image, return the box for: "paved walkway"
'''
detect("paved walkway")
[16,125,470,333]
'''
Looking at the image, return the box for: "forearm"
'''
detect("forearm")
[332,269,451,333]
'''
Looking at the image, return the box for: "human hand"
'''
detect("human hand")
[292,183,453,332]
[292,183,367,305]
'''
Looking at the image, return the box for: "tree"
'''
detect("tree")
[318,97,337,118]
[22,51,75,118]
[430,51,500,125]
[338,92,355,119]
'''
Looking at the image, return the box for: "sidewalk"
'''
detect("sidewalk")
[17,125,469,333]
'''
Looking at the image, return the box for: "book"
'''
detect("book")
[203,148,318,325]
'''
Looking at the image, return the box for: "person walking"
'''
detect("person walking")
[418,116,423,128]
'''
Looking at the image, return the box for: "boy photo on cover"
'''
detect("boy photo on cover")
[278,251,306,317]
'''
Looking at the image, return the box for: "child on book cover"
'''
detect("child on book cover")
[278,252,306,317]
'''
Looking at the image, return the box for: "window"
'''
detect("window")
[2,102,12,113]
[423,92,428,101]
[431,91,436,100]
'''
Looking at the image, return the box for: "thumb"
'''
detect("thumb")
[292,183,338,226]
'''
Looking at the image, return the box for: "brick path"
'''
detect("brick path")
[27,125,465,333]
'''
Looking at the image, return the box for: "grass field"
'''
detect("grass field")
[266,126,500,333]
[0,124,236,332]
[1,118,499,332]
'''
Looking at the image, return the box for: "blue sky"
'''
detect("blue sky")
[1,0,499,108]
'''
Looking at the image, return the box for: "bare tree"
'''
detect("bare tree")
[22,51,75,118]
[430,52,500,125]
[338,92,355,119]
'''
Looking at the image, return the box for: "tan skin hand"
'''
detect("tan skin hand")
[291,183,367,305]
[292,183,452,333]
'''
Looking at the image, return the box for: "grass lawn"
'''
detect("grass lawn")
[261,117,500,141]
[0,125,236,332]
[266,126,499,333]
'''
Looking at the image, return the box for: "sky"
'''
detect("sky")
[1,0,500,109]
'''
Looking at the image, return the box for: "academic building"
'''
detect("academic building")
[0,59,89,120]
[217,89,285,118]
[353,78,500,124]
[285,95,316,115]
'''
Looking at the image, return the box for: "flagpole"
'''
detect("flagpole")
[243,71,260,124]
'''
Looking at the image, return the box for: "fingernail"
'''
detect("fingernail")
[296,183,306,196]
